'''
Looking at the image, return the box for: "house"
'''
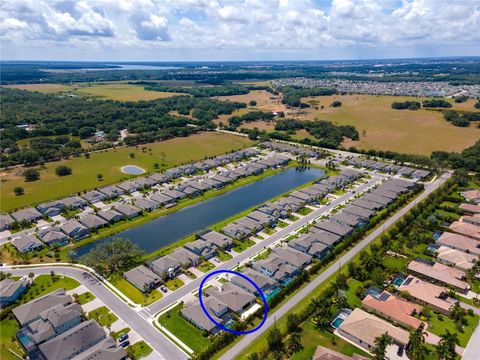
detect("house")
[124,265,162,292]
[461,215,480,227]
[247,211,277,227]
[71,337,126,360]
[361,193,392,207]
[411,169,431,180]
[342,205,374,220]
[330,213,364,228]
[373,189,398,200]
[253,254,301,284]
[148,173,168,184]
[150,192,176,206]
[448,221,480,241]
[236,217,263,232]
[461,189,480,204]
[459,203,480,215]
[312,346,367,360]
[61,220,90,240]
[288,234,329,259]
[11,207,42,223]
[181,297,227,333]
[206,282,256,313]
[436,246,477,271]
[37,200,65,217]
[271,247,312,268]
[0,278,27,306]
[115,204,141,219]
[230,269,278,296]
[133,177,156,189]
[117,181,138,193]
[79,214,108,230]
[397,275,452,314]
[38,228,68,247]
[308,229,342,247]
[98,185,123,199]
[362,291,424,329]
[133,197,159,212]
[149,255,182,278]
[437,232,480,256]
[11,235,44,253]
[199,231,233,250]
[289,190,312,203]
[185,240,217,259]
[17,303,83,357]
[0,214,15,231]
[222,222,252,239]
[81,190,107,204]
[13,289,73,326]
[170,247,200,266]
[340,169,361,181]
[351,198,383,211]
[163,189,186,200]
[38,320,107,360]
[314,220,353,238]
[97,209,125,223]
[338,308,410,351]
[407,259,470,293]
[60,196,87,209]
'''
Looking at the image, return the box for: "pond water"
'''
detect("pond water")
[75,167,325,257]
[121,165,146,175]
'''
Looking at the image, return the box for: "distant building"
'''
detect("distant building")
[0,278,27,306]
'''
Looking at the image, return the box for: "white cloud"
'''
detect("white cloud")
[1,0,479,60]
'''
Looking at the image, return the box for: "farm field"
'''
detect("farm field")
[0,132,254,211]
[2,83,74,93]
[74,83,186,101]
[216,90,284,112]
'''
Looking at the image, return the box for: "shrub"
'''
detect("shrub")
[55,165,72,176]
[14,187,24,196]
[23,168,40,182]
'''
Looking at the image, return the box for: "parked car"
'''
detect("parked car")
[161,286,168,293]
[397,346,404,357]
[120,340,130,348]
[119,333,129,342]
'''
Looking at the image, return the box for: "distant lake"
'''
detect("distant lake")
[75,167,325,257]
[93,64,182,71]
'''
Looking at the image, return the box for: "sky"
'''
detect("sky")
[1,0,479,61]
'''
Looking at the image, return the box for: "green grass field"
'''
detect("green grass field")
[426,310,479,347]
[232,238,255,253]
[110,276,162,305]
[74,83,186,101]
[127,341,153,359]
[157,304,211,353]
[88,306,118,327]
[165,278,184,291]
[76,291,95,304]
[1,132,253,211]
[0,316,25,360]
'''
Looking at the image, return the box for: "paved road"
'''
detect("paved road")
[218,173,450,360]
[146,174,384,315]
[3,266,187,360]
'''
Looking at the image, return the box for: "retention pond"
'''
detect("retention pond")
[75,167,325,256]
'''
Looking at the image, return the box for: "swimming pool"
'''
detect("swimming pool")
[121,165,145,175]
[331,317,345,328]
[393,277,404,286]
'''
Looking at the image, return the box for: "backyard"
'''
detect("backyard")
[110,276,162,305]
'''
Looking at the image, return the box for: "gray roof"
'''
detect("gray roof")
[117,181,138,192]
[0,214,15,228]
[11,207,42,222]
[81,190,107,203]
[330,212,363,228]
[98,185,123,198]
[97,209,124,222]
[362,193,392,206]
[231,269,277,293]
[39,320,106,360]
[13,288,72,325]
[133,197,159,210]
[150,255,181,275]
[373,189,398,200]
[199,231,233,248]
[124,265,161,290]
[343,205,374,219]
[247,210,275,225]
[11,234,44,252]
[271,247,312,268]
[0,278,26,297]
[206,282,256,313]
[314,220,353,237]
[163,189,186,200]
[115,203,140,216]
[181,298,225,332]
[308,229,342,246]
[351,198,382,210]
[38,228,68,245]
[79,213,108,229]
[150,192,175,205]
[71,337,127,360]
[61,219,89,237]
[60,196,87,209]
[170,247,200,265]
[38,303,83,331]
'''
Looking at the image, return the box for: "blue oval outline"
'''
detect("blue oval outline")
[198,269,268,334]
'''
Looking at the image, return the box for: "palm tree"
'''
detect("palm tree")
[408,325,430,360]
[373,332,393,360]
[436,330,459,360]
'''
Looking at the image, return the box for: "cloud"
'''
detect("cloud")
[1,0,479,60]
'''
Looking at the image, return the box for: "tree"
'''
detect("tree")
[80,237,145,275]
[246,353,260,360]
[408,325,430,360]
[287,332,302,353]
[330,100,342,107]
[436,330,459,360]
[14,186,24,196]
[286,313,301,334]
[449,301,467,329]
[373,333,393,360]
[55,165,72,176]
[267,327,284,355]
[249,100,257,106]
[97,173,103,181]
[129,152,135,159]
[23,168,40,182]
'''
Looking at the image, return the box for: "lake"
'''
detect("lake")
[75,167,325,256]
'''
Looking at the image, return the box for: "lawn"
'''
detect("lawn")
[112,327,131,340]
[0,316,25,360]
[277,220,289,228]
[298,207,313,215]
[1,132,253,211]
[345,279,364,308]
[198,261,215,273]
[426,310,479,347]
[21,275,80,302]
[434,209,461,221]
[88,306,118,327]
[157,304,211,353]
[74,83,186,101]
[216,250,233,262]
[382,256,410,273]
[75,291,95,304]
[232,239,255,253]
[110,276,162,305]
[165,278,184,291]
[127,341,153,359]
